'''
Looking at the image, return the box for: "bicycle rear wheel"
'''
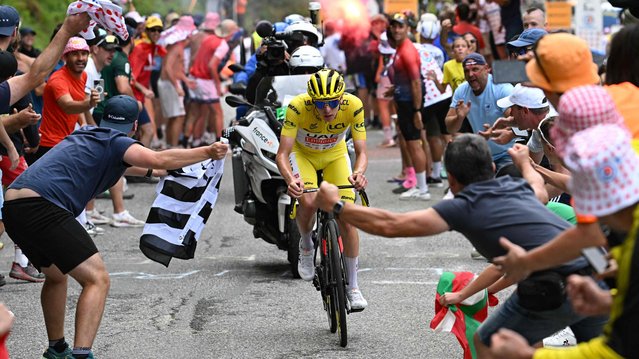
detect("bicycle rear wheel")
[326,219,348,347]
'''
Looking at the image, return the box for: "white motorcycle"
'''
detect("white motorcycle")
[223,75,311,278]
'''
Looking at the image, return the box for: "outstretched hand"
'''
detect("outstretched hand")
[62,13,91,36]
[492,237,531,282]
[315,181,341,213]
[207,141,229,160]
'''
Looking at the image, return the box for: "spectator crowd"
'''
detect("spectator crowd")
[1,0,639,358]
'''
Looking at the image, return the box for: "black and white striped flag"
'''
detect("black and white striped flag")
[139,158,224,266]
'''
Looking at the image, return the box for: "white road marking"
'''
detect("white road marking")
[110,270,199,280]
[215,270,230,276]
[370,280,439,285]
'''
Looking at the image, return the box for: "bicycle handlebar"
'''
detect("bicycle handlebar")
[289,185,370,219]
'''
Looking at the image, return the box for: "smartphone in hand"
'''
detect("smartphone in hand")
[582,246,609,275]
[94,79,105,101]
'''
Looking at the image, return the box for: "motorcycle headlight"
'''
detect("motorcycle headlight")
[261,149,277,163]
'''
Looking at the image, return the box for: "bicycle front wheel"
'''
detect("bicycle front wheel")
[326,219,348,347]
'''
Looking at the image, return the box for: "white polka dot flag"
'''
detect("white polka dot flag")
[67,0,129,41]
[140,158,225,267]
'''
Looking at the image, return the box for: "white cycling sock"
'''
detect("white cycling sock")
[416,171,428,193]
[345,256,359,290]
[14,247,29,267]
[431,162,442,179]
[300,230,313,252]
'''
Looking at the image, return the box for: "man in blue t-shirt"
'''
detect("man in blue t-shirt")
[2,95,229,359]
[313,134,606,358]
[445,53,515,169]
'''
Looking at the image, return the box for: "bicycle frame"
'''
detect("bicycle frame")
[289,184,369,347]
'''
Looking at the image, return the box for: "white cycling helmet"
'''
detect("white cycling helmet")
[290,45,325,74]
[378,31,395,55]
[286,21,323,45]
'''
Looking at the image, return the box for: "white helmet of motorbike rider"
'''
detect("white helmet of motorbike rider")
[289,45,325,74]
[285,20,322,51]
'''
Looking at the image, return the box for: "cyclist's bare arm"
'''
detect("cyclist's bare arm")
[276,135,303,198]
[315,182,450,237]
[349,139,368,190]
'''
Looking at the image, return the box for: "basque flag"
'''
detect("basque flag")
[430,272,498,359]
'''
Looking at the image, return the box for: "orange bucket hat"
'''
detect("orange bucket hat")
[525,33,600,93]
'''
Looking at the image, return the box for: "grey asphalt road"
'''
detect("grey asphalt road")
[0,127,502,359]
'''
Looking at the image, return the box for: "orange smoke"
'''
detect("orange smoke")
[320,0,371,42]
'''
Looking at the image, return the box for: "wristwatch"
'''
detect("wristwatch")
[413,107,421,113]
[333,200,345,215]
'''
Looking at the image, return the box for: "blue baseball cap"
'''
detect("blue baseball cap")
[101,95,139,133]
[508,28,547,48]
[0,6,19,37]
[462,53,487,67]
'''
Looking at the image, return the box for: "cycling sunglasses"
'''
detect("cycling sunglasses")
[313,99,341,110]
[537,116,556,150]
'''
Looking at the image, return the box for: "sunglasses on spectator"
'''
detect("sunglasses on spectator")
[147,27,163,33]
[513,46,533,56]
[313,99,341,110]
[467,39,477,44]
[537,116,556,150]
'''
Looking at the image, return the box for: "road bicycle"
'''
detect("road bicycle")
[290,184,369,347]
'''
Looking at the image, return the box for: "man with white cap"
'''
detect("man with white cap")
[2,95,229,359]
[483,83,552,164]
[489,123,639,359]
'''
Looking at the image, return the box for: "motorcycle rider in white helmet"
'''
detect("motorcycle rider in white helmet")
[289,45,325,75]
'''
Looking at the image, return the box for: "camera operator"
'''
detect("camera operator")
[245,20,322,104]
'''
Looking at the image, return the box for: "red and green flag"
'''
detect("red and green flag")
[430,271,498,359]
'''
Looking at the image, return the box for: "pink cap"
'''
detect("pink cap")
[565,124,639,217]
[63,37,90,56]
[553,85,624,156]
[201,12,220,31]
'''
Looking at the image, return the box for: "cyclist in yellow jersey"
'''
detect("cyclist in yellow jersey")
[276,69,369,310]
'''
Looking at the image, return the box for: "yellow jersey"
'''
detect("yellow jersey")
[281,92,367,154]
